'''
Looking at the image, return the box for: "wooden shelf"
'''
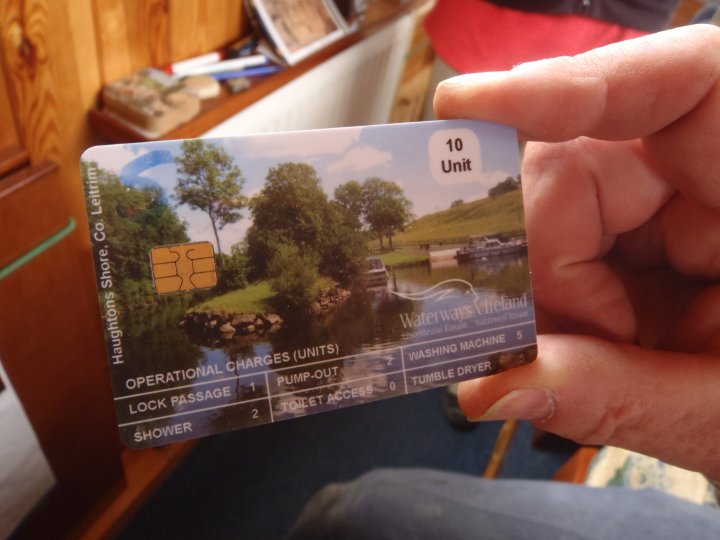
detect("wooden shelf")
[89,0,425,143]
[0,160,56,201]
[0,160,125,540]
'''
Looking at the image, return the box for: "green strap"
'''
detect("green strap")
[0,217,77,281]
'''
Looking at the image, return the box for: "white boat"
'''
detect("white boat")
[456,235,527,261]
[365,256,389,287]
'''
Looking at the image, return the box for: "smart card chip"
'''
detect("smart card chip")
[150,241,217,293]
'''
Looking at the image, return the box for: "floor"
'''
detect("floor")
[118,387,573,540]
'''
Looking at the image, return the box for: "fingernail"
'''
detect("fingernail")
[470,389,555,422]
[440,71,509,87]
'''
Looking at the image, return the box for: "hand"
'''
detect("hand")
[434,24,720,479]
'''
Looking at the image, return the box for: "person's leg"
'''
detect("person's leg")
[285,468,720,540]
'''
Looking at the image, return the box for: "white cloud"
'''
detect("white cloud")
[221,126,362,158]
[327,145,392,173]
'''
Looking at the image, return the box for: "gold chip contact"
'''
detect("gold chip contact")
[150,241,217,293]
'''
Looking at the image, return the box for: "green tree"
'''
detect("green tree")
[361,177,413,250]
[174,139,245,257]
[318,205,369,286]
[246,162,368,287]
[246,162,333,278]
[81,161,189,307]
[488,176,520,197]
[450,199,464,208]
[333,180,365,230]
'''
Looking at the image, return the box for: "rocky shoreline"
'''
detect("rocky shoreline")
[181,310,283,340]
[181,285,352,340]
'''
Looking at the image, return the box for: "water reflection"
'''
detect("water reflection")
[120,299,204,384]
[120,254,534,442]
[194,254,531,361]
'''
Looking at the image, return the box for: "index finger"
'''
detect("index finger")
[434,24,720,205]
[434,24,720,142]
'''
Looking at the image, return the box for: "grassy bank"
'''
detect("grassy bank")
[393,190,525,246]
[378,249,428,268]
[193,281,274,313]
[192,276,336,314]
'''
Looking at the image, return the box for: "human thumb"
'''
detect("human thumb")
[457,334,720,479]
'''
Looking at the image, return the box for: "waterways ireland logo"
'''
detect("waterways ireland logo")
[392,279,482,329]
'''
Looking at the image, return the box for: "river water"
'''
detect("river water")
[115,254,537,447]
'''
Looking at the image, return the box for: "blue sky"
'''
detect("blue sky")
[83,120,520,254]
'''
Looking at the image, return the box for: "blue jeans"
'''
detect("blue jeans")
[285,468,720,539]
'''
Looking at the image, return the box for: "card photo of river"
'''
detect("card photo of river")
[81,120,537,447]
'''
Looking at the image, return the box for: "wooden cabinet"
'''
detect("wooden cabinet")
[0,1,244,536]
[0,164,124,539]
[0,70,25,173]
[0,2,125,537]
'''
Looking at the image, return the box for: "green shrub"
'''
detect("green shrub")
[268,244,322,317]
[218,251,249,291]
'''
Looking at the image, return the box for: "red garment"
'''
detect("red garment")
[425,0,648,73]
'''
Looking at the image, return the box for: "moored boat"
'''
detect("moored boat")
[365,256,389,287]
[455,235,527,262]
